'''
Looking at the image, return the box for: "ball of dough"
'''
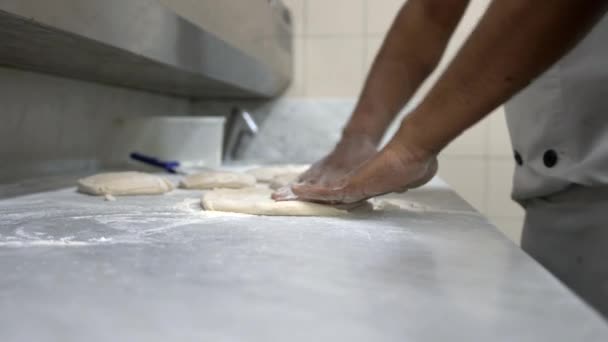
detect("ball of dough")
[77,172,173,196]
[246,165,309,183]
[179,171,256,190]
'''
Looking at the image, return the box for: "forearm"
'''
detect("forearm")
[395,0,608,155]
[343,0,470,144]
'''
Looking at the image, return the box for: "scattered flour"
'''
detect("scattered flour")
[371,198,430,212]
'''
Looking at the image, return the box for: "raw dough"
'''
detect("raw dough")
[246,165,309,183]
[77,172,173,196]
[269,172,301,190]
[179,171,256,190]
[370,197,429,212]
[201,187,347,216]
[103,194,117,202]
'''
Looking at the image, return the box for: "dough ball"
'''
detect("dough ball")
[269,172,301,190]
[201,187,347,217]
[77,172,173,196]
[246,165,309,183]
[179,171,256,190]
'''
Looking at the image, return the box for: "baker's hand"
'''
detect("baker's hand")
[273,141,437,204]
[297,134,378,187]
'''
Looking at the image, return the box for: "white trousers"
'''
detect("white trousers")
[520,185,608,319]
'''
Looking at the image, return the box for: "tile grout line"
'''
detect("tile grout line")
[300,33,387,39]
[362,0,368,75]
[483,114,492,215]
[302,0,308,97]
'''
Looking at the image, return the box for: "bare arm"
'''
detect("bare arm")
[296,0,470,188]
[345,0,470,144]
[282,0,608,204]
[396,0,608,155]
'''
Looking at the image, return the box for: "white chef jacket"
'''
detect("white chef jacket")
[505,14,608,201]
[504,14,608,318]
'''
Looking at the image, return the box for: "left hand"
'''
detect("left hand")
[272,141,438,204]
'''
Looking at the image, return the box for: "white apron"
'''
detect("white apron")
[504,15,608,318]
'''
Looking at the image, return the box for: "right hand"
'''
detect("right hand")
[285,141,438,204]
[298,134,378,188]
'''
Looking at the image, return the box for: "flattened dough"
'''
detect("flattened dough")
[246,165,309,183]
[77,172,173,196]
[179,171,256,190]
[269,172,301,190]
[201,187,347,216]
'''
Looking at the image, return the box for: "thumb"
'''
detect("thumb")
[291,183,348,203]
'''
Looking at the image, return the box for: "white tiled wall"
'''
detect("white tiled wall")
[282,0,525,244]
[305,38,365,97]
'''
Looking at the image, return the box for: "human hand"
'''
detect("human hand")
[297,134,378,187]
[273,141,437,204]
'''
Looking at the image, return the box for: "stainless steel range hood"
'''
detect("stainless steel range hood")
[0,0,293,98]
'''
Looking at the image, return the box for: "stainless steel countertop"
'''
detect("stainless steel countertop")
[1,175,607,341]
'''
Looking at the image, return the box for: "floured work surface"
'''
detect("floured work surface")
[1,176,607,342]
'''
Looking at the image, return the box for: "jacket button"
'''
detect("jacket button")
[543,150,558,168]
[514,151,523,166]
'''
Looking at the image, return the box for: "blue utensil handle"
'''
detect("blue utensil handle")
[130,152,180,174]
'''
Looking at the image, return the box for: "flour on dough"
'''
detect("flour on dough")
[201,187,347,216]
[246,165,309,183]
[104,194,117,202]
[268,172,301,190]
[77,172,173,196]
[179,171,256,190]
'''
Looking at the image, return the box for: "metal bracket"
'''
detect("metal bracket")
[223,107,259,161]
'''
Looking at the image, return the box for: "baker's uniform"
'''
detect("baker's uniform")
[505,14,608,318]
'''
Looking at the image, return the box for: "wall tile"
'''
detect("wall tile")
[365,0,404,35]
[438,156,486,213]
[305,37,365,97]
[284,38,306,97]
[364,36,384,72]
[442,120,488,157]
[486,159,525,217]
[282,0,305,36]
[306,0,364,35]
[488,107,513,158]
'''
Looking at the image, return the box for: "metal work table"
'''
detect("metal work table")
[0,0,292,98]
[1,175,607,341]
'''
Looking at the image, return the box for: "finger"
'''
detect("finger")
[271,186,299,201]
[325,153,405,202]
[291,183,349,203]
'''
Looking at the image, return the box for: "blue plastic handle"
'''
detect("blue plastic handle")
[130,152,180,174]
